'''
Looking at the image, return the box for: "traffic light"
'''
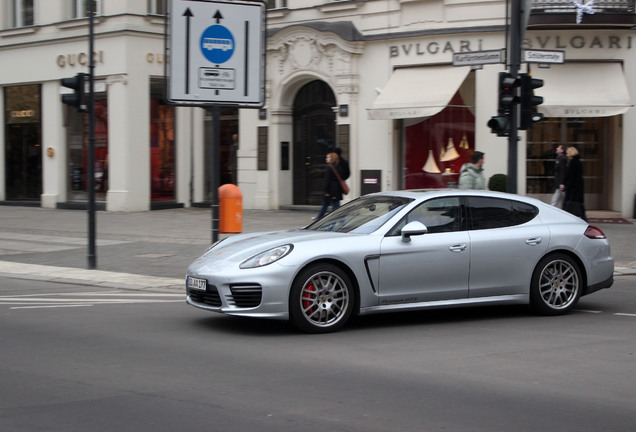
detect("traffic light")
[487,115,509,137]
[488,72,519,136]
[497,72,519,115]
[519,73,544,130]
[61,73,88,112]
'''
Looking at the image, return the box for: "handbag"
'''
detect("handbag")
[330,164,350,195]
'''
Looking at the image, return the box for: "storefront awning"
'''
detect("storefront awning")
[367,66,471,120]
[532,62,632,118]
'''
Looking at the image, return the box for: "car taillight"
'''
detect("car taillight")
[584,225,606,239]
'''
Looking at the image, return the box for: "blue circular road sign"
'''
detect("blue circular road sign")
[200,25,235,64]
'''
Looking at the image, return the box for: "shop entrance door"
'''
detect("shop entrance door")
[526,117,613,210]
[5,123,41,200]
[292,80,336,205]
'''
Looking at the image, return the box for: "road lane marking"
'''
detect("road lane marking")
[0,291,183,309]
[12,304,94,310]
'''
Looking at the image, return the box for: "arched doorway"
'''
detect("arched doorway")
[292,80,336,205]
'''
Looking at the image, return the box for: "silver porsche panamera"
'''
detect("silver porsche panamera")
[186,190,614,333]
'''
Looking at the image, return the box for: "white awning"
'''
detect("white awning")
[532,62,632,118]
[367,66,471,120]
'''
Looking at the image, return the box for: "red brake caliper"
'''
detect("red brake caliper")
[303,282,315,310]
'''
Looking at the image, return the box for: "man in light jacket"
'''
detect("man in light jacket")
[458,151,486,190]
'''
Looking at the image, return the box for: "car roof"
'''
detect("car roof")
[368,189,542,204]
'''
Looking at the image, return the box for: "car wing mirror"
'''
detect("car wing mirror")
[401,221,428,242]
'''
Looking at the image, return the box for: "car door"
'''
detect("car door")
[466,196,549,298]
[377,197,470,305]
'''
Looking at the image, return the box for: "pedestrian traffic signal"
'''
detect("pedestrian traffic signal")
[61,73,88,112]
[497,72,519,115]
[519,73,544,130]
[487,115,509,137]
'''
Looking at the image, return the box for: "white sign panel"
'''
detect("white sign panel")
[166,0,266,107]
[523,49,565,64]
[452,50,504,67]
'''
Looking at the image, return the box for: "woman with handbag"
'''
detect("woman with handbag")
[316,147,350,219]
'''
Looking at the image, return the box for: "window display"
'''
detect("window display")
[66,97,108,201]
[404,92,475,190]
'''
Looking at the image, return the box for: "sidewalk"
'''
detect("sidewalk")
[0,206,634,292]
[0,206,316,292]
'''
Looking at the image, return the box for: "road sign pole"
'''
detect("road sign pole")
[208,105,221,243]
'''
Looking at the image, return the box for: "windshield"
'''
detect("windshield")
[306,196,413,233]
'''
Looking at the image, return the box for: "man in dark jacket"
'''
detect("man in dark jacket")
[316,147,350,219]
[563,146,587,221]
[551,144,567,208]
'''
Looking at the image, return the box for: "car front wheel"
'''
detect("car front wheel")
[290,263,354,333]
[530,253,582,315]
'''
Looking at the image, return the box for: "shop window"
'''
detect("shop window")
[148,0,165,15]
[526,117,610,208]
[403,91,475,190]
[66,96,108,201]
[71,0,101,18]
[10,0,34,27]
[202,108,239,202]
[4,85,41,200]
[150,84,175,201]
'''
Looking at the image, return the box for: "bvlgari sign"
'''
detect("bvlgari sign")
[390,34,632,60]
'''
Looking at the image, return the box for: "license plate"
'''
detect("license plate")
[187,276,207,291]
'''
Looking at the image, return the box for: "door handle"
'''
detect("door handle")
[525,237,543,246]
[449,244,467,253]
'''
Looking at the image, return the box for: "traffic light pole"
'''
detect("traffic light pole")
[507,0,522,195]
[87,2,96,269]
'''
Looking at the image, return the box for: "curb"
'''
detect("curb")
[0,261,184,292]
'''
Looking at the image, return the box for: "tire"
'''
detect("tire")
[530,253,582,315]
[289,263,354,333]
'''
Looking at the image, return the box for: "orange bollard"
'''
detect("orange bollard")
[218,184,243,233]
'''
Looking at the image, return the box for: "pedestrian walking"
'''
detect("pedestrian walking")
[458,151,486,190]
[550,144,567,208]
[563,146,588,221]
[316,147,350,219]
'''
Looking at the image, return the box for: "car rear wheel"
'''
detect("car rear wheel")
[530,253,582,315]
[290,263,354,333]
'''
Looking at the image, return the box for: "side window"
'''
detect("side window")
[469,197,538,230]
[389,197,462,236]
[72,0,101,19]
[10,0,34,27]
[148,0,165,15]
[266,0,287,9]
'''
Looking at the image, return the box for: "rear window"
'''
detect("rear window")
[468,197,538,230]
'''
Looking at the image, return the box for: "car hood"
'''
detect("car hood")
[190,229,355,266]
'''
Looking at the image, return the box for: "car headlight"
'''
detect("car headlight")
[240,244,293,269]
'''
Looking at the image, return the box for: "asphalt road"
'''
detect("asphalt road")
[1,276,635,432]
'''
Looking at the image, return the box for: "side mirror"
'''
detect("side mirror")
[401,221,428,242]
